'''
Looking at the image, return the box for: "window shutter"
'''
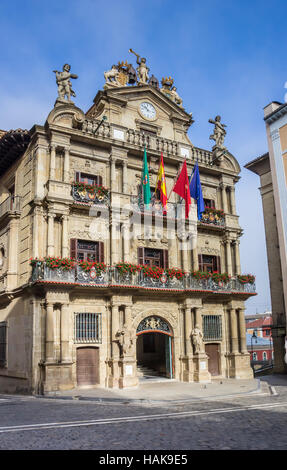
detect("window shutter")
[138,247,144,265]
[98,242,105,263]
[97,175,103,186]
[162,250,169,269]
[198,254,203,271]
[211,199,215,209]
[70,239,78,260]
[75,172,80,182]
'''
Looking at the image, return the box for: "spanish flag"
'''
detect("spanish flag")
[156,152,168,209]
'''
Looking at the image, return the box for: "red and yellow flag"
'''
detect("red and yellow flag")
[156,152,167,209]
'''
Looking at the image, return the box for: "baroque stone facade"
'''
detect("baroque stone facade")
[0,60,255,394]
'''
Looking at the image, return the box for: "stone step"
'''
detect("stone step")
[137,364,160,377]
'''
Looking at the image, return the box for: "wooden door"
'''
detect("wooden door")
[205,343,220,376]
[76,347,99,386]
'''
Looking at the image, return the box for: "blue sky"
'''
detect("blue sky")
[1,0,287,313]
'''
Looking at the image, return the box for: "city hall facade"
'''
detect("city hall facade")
[0,56,255,393]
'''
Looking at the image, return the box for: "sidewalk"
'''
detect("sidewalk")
[42,376,272,405]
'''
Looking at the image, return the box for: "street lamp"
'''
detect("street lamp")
[94,115,107,134]
[251,330,257,375]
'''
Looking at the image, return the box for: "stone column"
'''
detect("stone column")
[45,302,55,362]
[63,147,70,183]
[234,240,241,275]
[230,308,239,353]
[182,245,189,272]
[49,144,56,180]
[110,217,118,265]
[122,222,130,262]
[61,303,71,362]
[122,160,128,193]
[7,216,19,290]
[192,246,199,271]
[32,206,41,258]
[184,307,192,355]
[110,157,116,190]
[47,213,55,256]
[194,307,203,331]
[225,239,233,275]
[238,308,248,354]
[108,303,120,388]
[62,215,69,258]
[220,183,228,213]
[230,186,236,215]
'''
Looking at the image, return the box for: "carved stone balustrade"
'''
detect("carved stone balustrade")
[31,263,256,295]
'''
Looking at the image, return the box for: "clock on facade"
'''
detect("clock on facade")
[139,102,157,120]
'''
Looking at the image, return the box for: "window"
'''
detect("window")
[138,247,168,268]
[0,322,7,367]
[262,351,267,361]
[265,329,270,336]
[70,239,104,262]
[204,198,215,209]
[198,255,221,273]
[75,172,103,186]
[0,248,5,268]
[203,316,222,340]
[252,352,257,361]
[74,313,102,343]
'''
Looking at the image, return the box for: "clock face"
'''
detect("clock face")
[139,102,156,119]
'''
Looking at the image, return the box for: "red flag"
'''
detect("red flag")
[172,160,191,218]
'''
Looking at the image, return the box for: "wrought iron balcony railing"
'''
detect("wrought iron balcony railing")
[71,184,109,205]
[31,263,256,294]
[199,210,225,227]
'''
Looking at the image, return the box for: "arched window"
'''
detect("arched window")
[262,351,267,361]
[252,352,257,361]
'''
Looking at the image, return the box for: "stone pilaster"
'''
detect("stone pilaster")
[47,212,56,256]
[220,183,228,213]
[230,186,236,215]
[49,144,56,180]
[234,240,241,275]
[45,302,55,363]
[122,160,128,193]
[61,215,69,258]
[61,303,72,362]
[63,147,70,183]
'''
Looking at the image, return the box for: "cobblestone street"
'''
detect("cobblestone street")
[0,375,286,451]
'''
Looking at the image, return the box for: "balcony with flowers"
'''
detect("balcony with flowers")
[71,181,110,206]
[30,258,256,296]
[199,207,225,228]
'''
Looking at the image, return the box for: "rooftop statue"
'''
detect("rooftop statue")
[53,64,78,103]
[170,86,183,107]
[104,64,121,87]
[104,61,137,88]
[208,115,227,149]
[129,48,149,85]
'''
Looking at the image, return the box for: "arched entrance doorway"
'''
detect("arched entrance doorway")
[136,316,174,379]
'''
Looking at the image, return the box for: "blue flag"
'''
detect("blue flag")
[189,161,205,220]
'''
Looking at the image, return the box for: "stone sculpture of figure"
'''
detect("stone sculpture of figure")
[129,48,149,84]
[170,86,183,107]
[53,64,78,102]
[104,64,121,86]
[115,324,135,356]
[208,115,227,149]
[191,324,204,354]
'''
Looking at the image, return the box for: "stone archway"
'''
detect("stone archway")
[136,316,174,379]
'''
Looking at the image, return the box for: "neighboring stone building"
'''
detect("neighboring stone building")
[245,101,287,374]
[0,56,255,394]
